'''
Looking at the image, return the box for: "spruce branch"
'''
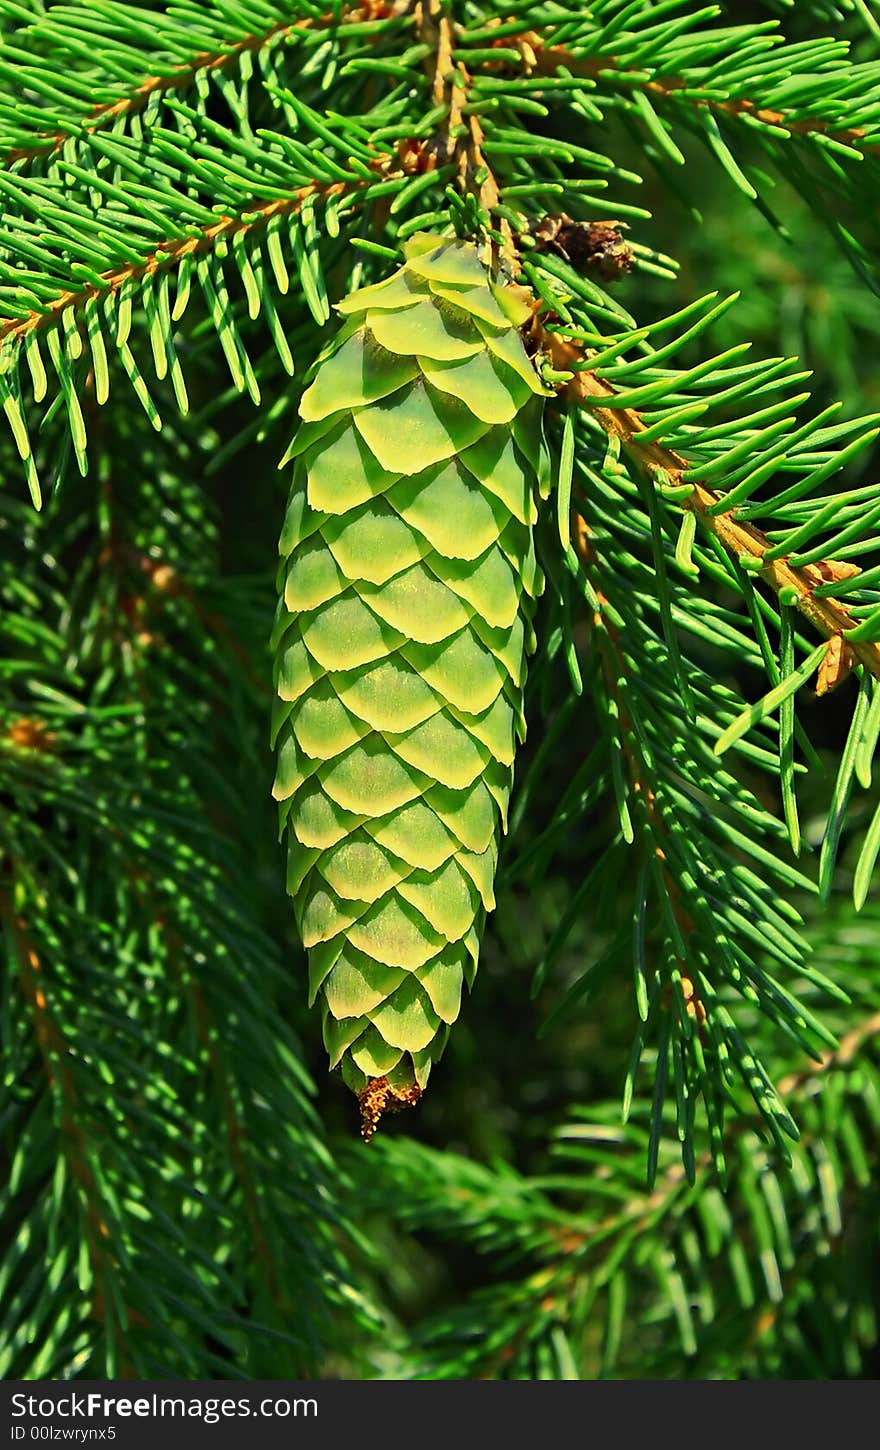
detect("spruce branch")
[1,0,879,1383]
[1,886,134,1374]
[550,448,824,1163]
[539,322,880,687]
[140,880,283,1302]
[574,514,709,1035]
[0,185,350,348]
[194,989,281,1305]
[3,7,317,169]
[567,1007,880,1246]
[0,406,375,1373]
[465,7,880,287]
[415,0,511,256]
[0,0,409,167]
[516,37,880,159]
[776,1007,880,1093]
[355,1004,880,1376]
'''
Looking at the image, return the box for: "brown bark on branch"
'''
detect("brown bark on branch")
[539,324,880,687]
[4,1,408,168]
[0,181,356,344]
[501,31,879,157]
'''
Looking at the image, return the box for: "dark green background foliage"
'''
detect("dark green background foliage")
[0,0,879,1379]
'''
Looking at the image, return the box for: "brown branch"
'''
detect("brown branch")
[15,7,867,178]
[4,1,406,169]
[1,2,516,352]
[642,75,875,155]
[0,181,351,344]
[538,323,880,688]
[504,32,880,157]
[415,0,513,262]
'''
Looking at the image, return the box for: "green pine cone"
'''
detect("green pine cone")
[272,233,550,1134]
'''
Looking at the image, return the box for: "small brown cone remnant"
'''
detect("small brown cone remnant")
[357,1075,423,1142]
[816,634,855,696]
[526,215,633,281]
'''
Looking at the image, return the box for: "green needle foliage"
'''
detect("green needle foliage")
[0,0,878,1379]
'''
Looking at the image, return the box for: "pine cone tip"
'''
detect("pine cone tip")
[357,1076,423,1142]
